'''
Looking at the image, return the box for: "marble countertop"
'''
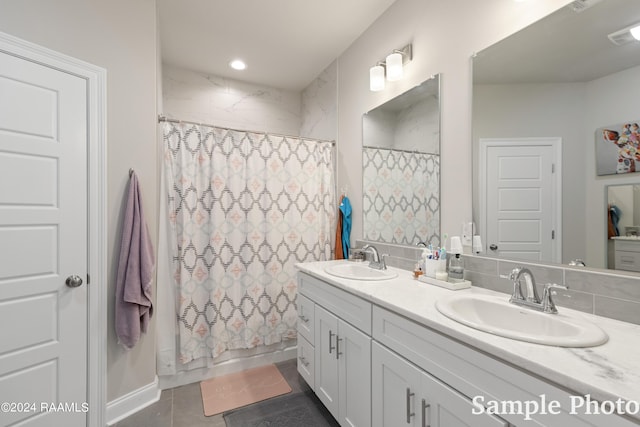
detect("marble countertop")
[296,260,640,417]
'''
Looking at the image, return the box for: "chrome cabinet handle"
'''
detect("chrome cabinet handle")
[329,330,335,354]
[336,336,343,360]
[298,314,309,323]
[65,275,84,288]
[406,388,415,423]
[422,399,430,427]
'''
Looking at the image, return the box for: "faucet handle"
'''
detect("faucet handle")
[541,283,569,314]
[379,253,389,270]
[544,283,568,291]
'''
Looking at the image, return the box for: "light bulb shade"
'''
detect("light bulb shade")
[450,236,463,255]
[370,65,385,91]
[631,25,640,41]
[472,235,483,254]
[386,52,403,81]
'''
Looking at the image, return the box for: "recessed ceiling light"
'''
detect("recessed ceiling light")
[229,59,246,70]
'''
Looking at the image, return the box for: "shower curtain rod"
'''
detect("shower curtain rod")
[158,115,335,146]
[362,145,437,156]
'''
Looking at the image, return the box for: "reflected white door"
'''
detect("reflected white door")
[480,138,561,263]
[0,49,88,426]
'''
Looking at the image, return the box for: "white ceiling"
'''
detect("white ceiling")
[473,0,640,84]
[158,0,397,91]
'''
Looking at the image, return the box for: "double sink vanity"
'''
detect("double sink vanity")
[295,259,640,427]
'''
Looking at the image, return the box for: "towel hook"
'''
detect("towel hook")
[129,168,134,178]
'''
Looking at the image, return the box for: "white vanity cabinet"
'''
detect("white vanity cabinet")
[613,238,640,272]
[372,342,508,427]
[297,269,639,427]
[298,272,372,427]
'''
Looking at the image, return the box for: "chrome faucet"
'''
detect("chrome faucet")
[568,259,586,267]
[502,267,569,314]
[509,267,540,304]
[362,244,388,270]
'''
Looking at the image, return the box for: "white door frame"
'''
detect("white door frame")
[0,32,107,426]
[478,137,562,263]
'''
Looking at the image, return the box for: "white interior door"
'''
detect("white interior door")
[480,138,561,263]
[0,48,88,426]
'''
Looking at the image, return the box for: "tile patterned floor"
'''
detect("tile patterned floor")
[113,359,312,427]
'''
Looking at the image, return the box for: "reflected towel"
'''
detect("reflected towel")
[335,195,344,259]
[340,196,352,258]
[115,171,155,349]
[609,204,621,237]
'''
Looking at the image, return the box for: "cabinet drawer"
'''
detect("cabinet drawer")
[615,250,640,272]
[297,294,315,343]
[614,239,640,253]
[297,335,314,389]
[298,272,372,335]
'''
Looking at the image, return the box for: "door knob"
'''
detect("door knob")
[489,244,498,251]
[65,275,84,288]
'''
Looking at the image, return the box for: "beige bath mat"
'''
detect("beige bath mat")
[200,364,292,416]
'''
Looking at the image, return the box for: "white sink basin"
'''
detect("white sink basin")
[435,294,608,347]
[324,263,398,281]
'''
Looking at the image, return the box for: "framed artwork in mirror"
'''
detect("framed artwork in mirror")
[596,121,640,175]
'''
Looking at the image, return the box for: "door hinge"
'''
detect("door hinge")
[87,274,90,285]
[552,230,555,239]
[552,163,556,173]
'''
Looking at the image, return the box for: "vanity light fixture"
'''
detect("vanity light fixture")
[369,43,413,91]
[386,51,404,81]
[369,63,385,91]
[631,24,640,41]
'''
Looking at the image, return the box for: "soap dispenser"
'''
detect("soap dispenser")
[448,236,464,282]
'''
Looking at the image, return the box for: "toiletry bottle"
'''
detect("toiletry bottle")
[422,247,435,278]
[413,262,423,279]
[448,253,464,281]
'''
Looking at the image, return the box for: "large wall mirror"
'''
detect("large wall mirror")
[362,75,441,247]
[472,0,640,270]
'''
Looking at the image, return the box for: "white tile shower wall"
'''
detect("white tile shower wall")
[300,60,337,142]
[162,64,302,135]
[356,240,640,325]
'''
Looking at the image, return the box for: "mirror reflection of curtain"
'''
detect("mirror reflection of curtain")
[161,122,334,366]
[362,147,439,246]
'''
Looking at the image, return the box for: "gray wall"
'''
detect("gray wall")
[0,0,159,402]
[335,0,568,248]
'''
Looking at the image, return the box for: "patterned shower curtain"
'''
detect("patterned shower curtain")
[162,122,334,364]
[362,146,440,246]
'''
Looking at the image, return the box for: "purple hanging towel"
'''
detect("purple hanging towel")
[115,171,155,349]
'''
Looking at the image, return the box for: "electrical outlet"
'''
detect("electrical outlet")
[462,222,474,245]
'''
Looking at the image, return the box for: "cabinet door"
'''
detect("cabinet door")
[422,372,509,427]
[315,305,340,418]
[339,320,371,427]
[372,342,422,427]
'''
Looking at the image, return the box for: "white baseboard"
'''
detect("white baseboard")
[158,345,297,390]
[106,376,161,426]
